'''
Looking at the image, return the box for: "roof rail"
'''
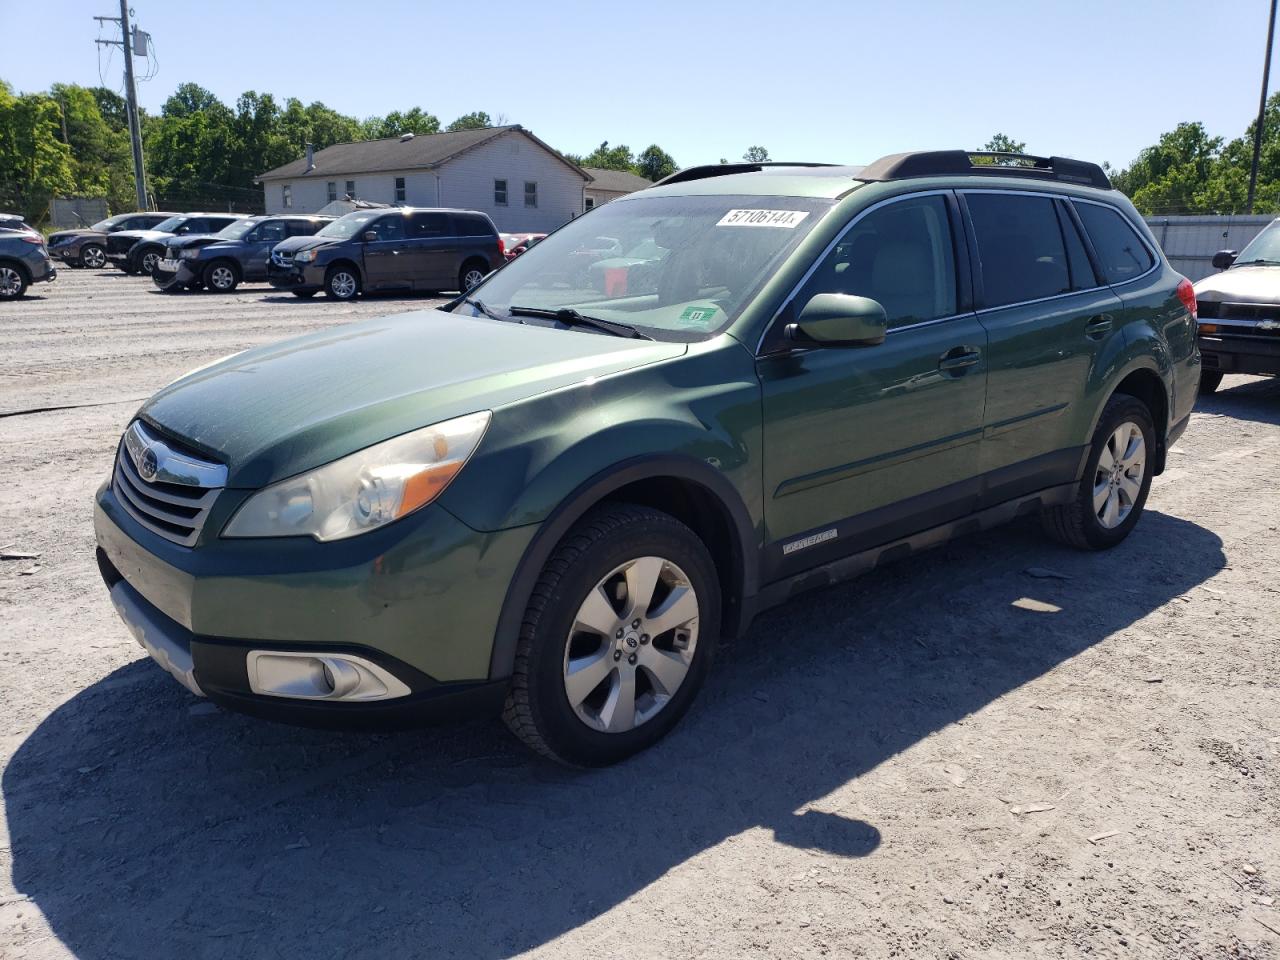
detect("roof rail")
[857,150,1111,190]
[654,162,839,187]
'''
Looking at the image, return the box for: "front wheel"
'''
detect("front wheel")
[138,249,162,276]
[324,266,360,300]
[203,261,239,292]
[503,504,719,766]
[1042,395,1155,550]
[1199,370,1223,395]
[79,244,107,269]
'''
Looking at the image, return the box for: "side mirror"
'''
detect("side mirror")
[363,231,378,243]
[1212,250,1237,270]
[788,293,888,347]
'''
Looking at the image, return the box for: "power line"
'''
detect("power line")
[93,2,148,209]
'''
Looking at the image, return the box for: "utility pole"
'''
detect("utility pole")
[1248,0,1278,214]
[95,2,148,209]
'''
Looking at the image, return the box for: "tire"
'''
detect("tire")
[458,260,487,293]
[79,244,107,269]
[1042,395,1156,550]
[1199,370,1223,395]
[138,248,162,276]
[0,262,28,300]
[324,265,360,300]
[202,260,239,293]
[292,289,318,299]
[503,503,720,767]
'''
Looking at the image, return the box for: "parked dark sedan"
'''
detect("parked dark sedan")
[267,207,501,299]
[106,213,242,275]
[48,212,178,268]
[153,215,334,292]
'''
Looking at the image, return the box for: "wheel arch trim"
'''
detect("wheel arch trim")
[486,454,759,681]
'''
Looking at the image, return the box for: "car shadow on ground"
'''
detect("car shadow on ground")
[3,510,1223,959]
[1196,375,1280,426]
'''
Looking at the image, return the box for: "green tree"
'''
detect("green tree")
[1112,122,1223,215]
[0,80,76,220]
[361,108,440,140]
[742,145,769,162]
[636,144,677,181]
[581,140,636,171]
[143,82,238,203]
[446,111,492,132]
[980,133,1026,155]
[50,83,134,209]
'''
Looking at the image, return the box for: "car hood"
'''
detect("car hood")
[113,228,173,243]
[273,235,338,255]
[1194,265,1280,305]
[49,229,101,242]
[139,309,687,488]
[166,235,231,252]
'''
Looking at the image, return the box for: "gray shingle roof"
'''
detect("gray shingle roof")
[257,126,590,182]
[583,168,653,194]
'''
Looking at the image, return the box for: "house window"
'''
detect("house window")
[326,182,337,202]
[282,185,292,209]
[524,181,538,208]
[494,179,508,206]
[395,177,406,203]
[585,196,595,211]
[345,180,356,199]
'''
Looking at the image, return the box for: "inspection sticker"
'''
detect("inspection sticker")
[677,305,720,327]
[717,209,810,228]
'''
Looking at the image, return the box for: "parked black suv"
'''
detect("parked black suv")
[1195,217,1280,393]
[107,213,243,275]
[267,207,501,300]
[153,215,334,292]
[48,212,178,269]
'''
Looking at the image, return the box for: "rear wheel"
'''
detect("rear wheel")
[203,260,239,293]
[503,504,719,766]
[1042,395,1155,550]
[458,260,487,293]
[0,263,28,300]
[324,265,360,300]
[1199,370,1223,395]
[79,244,106,269]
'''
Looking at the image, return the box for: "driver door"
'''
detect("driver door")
[756,192,988,581]
[361,215,409,290]
[243,219,286,280]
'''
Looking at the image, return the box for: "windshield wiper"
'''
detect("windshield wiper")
[1235,258,1280,267]
[458,296,513,323]
[508,306,652,340]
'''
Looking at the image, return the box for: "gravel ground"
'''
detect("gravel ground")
[1,269,1278,960]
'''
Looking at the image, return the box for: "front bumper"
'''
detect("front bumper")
[153,259,200,289]
[267,260,324,291]
[1198,334,1280,377]
[94,479,537,724]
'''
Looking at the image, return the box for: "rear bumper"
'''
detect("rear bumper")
[28,257,56,284]
[1199,334,1280,377]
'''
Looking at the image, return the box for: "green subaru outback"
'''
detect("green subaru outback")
[94,151,1200,765]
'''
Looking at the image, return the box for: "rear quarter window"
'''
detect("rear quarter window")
[456,214,496,237]
[1075,203,1155,284]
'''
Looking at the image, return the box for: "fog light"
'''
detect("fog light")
[246,650,411,702]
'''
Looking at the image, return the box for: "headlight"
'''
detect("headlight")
[294,249,316,263]
[180,248,201,260]
[222,411,491,542]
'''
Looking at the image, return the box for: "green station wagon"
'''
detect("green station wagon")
[94,151,1200,765]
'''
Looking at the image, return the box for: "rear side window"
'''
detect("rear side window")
[967,193,1071,307]
[797,193,957,329]
[455,214,495,237]
[209,217,238,232]
[1075,203,1155,284]
[288,220,322,237]
[409,213,450,237]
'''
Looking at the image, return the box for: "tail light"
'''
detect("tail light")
[496,236,505,257]
[21,235,43,245]
[1176,277,1197,321]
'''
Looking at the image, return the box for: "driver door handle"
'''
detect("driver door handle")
[1085,314,1113,339]
[938,346,982,373]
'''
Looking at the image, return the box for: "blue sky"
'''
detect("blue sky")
[4,0,1277,171]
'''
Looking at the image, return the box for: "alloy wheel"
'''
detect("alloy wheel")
[141,251,160,274]
[462,268,485,291]
[0,266,23,298]
[1093,421,1145,529]
[82,245,106,268]
[330,271,357,299]
[210,266,235,290]
[561,556,700,733]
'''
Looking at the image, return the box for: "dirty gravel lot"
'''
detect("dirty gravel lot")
[1,268,1278,960]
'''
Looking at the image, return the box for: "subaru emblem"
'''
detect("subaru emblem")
[139,445,159,482]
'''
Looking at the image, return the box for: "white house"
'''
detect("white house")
[583,167,653,210]
[256,125,592,232]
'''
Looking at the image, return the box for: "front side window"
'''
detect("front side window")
[282,185,293,209]
[463,193,834,342]
[256,220,288,243]
[524,181,538,208]
[795,194,957,329]
[494,179,508,206]
[1075,202,1155,283]
[967,193,1070,307]
[327,182,337,202]
[367,215,405,242]
[216,219,259,240]
[395,177,406,203]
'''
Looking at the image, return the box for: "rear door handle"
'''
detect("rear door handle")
[1085,315,1113,338]
[938,347,982,373]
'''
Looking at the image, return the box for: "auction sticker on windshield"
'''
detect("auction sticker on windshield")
[716,209,810,228]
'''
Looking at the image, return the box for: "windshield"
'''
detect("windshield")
[153,216,186,233]
[216,219,259,240]
[91,216,125,231]
[465,194,834,341]
[1234,221,1280,265]
[317,211,380,239]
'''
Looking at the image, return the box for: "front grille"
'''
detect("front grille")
[271,250,293,267]
[112,421,227,547]
[1220,301,1280,323]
